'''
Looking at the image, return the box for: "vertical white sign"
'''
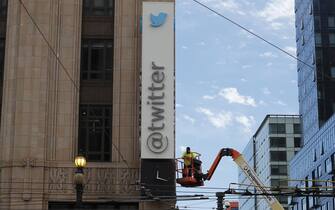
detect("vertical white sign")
[141,2,175,159]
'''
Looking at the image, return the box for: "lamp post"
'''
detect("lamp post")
[74,155,86,208]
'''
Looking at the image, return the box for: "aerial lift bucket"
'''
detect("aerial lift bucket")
[176,155,204,187]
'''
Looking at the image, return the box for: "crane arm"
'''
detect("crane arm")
[203,148,240,180]
[203,148,284,210]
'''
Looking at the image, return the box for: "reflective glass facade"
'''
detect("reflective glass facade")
[290,0,335,209]
[239,115,301,210]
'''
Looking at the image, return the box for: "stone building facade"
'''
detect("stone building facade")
[0,0,175,210]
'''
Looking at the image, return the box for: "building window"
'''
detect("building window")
[270,151,287,161]
[0,0,6,18]
[271,179,288,187]
[315,33,322,45]
[319,203,327,210]
[83,0,114,16]
[329,33,335,45]
[294,137,301,147]
[329,16,335,28]
[325,158,332,174]
[312,170,317,183]
[314,15,321,30]
[270,137,286,148]
[269,123,286,134]
[330,67,335,78]
[271,165,287,175]
[325,180,331,191]
[316,48,322,65]
[332,154,335,172]
[317,164,322,177]
[275,196,288,204]
[293,124,301,134]
[313,0,320,12]
[81,39,113,80]
[78,105,112,161]
[301,197,306,210]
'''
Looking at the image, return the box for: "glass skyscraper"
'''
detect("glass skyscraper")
[290,0,335,209]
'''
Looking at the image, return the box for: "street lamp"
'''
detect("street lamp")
[74,155,86,208]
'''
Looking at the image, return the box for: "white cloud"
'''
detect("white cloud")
[262,87,271,95]
[202,0,245,15]
[275,100,287,106]
[180,146,187,153]
[235,115,255,134]
[259,52,277,58]
[182,46,188,50]
[284,46,297,55]
[270,22,284,30]
[258,0,294,22]
[240,78,247,82]
[183,114,196,124]
[239,30,254,39]
[242,65,252,69]
[197,107,233,128]
[196,107,256,134]
[180,1,191,6]
[259,100,268,106]
[197,107,213,116]
[218,88,257,107]
[203,95,216,100]
[257,0,294,29]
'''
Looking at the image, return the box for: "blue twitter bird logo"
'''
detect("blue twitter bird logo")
[150,12,168,27]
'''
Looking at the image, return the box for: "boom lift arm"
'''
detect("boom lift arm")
[203,148,284,210]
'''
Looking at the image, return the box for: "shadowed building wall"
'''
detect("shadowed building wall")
[0,1,175,210]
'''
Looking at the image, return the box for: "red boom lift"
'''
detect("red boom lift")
[176,148,284,210]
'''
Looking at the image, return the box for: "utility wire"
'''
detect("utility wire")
[191,0,314,70]
[18,0,79,91]
[4,180,335,192]
[17,0,130,168]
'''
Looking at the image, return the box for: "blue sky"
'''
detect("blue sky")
[175,0,297,208]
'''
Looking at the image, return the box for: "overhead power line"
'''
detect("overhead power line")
[17,0,130,168]
[18,0,79,91]
[191,0,314,70]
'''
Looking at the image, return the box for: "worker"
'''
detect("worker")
[182,147,198,176]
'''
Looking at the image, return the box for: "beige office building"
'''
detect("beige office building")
[0,0,175,210]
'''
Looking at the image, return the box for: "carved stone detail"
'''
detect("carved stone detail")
[48,167,139,195]
[48,167,72,193]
